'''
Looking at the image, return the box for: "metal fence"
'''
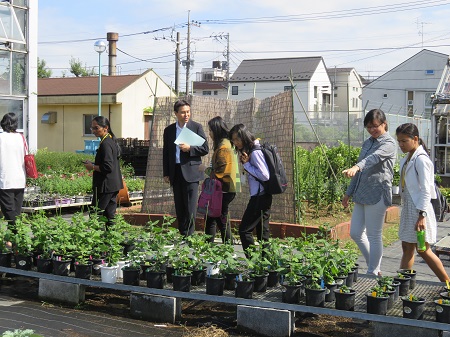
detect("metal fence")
[294,110,431,150]
[142,91,296,223]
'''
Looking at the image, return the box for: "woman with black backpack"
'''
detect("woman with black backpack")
[229,123,271,253]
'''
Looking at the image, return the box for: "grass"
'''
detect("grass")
[340,222,399,251]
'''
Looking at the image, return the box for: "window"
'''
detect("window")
[202,91,211,96]
[83,114,96,135]
[334,93,338,97]
[424,92,433,116]
[425,70,435,75]
[383,93,388,98]
[214,91,218,95]
[314,86,318,99]
[0,99,22,129]
[284,86,293,91]
[231,86,238,95]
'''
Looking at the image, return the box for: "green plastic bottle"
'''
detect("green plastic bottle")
[417,230,426,252]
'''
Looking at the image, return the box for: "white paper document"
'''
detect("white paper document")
[174,127,205,146]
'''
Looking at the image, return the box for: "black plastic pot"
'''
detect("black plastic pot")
[172,274,191,292]
[52,259,71,276]
[205,275,225,296]
[14,253,33,271]
[165,265,175,283]
[334,275,347,288]
[235,279,254,299]
[325,282,337,302]
[74,262,93,279]
[334,289,356,311]
[36,257,53,274]
[0,252,12,268]
[305,287,327,307]
[89,257,104,276]
[281,283,302,304]
[435,299,450,323]
[146,270,166,289]
[122,267,141,286]
[392,281,401,301]
[352,264,359,283]
[224,272,238,290]
[191,268,206,286]
[397,269,416,289]
[267,270,279,287]
[252,273,268,293]
[402,297,425,319]
[385,289,396,309]
[345,271,355,287]
[366,294,389,315]
[394,276,411,296]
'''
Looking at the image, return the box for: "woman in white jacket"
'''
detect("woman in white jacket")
[396,123,449,282]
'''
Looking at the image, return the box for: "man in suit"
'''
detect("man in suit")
[163,100,209,236]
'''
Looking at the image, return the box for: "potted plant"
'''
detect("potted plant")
[11,214,34,271]
[263,237,285,287]
[392,163,400,194]
[186,233,211,286]
[394,272,411,296]
[334,285,356,311]
[435,298,450,323]
[305,276,327,307]
[0,219,13,267]
[170,245,193,292]
[402,294,426,319]
[377,276,397,308]
[245,244,271,293]
[397,269,417,289]
[281,263,305,304]
[366,285,390,315]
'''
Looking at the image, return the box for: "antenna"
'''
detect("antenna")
[415,17,430,48]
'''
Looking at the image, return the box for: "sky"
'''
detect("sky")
[38,0,450,91]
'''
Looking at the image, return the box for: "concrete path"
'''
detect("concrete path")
[356,209,450,283]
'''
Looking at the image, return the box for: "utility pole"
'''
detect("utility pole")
[226,33,230,82]
[175,32,180,96]
[186,10,191,95]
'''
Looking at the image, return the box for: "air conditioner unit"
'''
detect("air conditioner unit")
[407,100,414,105]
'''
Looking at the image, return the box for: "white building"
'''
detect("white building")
[228,57,332,118]
[328,67,363,116]
[0,1,37,149]
[362,49,448,117]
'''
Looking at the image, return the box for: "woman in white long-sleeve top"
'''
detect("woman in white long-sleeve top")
[229,124,271,253]
[396,123,449,282]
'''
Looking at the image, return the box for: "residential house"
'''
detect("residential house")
[327,67,363,117]
[38,69,173,152]
[193,61,229,98]
[362,49,448,117]
[228,57,332,119]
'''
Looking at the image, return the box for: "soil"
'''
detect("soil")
[0,275,374,337]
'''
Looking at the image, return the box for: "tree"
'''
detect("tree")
[69,57,96,77]
[37,58,52,78]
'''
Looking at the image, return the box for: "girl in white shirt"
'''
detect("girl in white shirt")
[396,123,449,282]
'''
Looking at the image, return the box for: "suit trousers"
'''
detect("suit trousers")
[205,192,236,243]
[239,193,272,252]
[0,188,24,231]
[91,188,119,227]
[172,164,199,236]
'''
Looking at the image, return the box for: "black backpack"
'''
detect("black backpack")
[413,154,449,222]
[249,142,288,195]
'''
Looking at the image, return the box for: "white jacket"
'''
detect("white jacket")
[0,132,26,189]
[400,145,436,212]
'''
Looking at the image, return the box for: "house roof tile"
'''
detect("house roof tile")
[230,57,323,82]
[38,74,141,96]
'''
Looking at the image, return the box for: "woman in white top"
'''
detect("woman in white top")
[396,123,449,282]
[0,113,26,232]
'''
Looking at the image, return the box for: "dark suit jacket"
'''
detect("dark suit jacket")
[163,120,209,184]
[93,136,123,193]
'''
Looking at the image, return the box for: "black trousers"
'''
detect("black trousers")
[91,188,119,227]
[205,192,236,243]
[0,188,24,231]
[239,193,272,252]
[172,164,199,237]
